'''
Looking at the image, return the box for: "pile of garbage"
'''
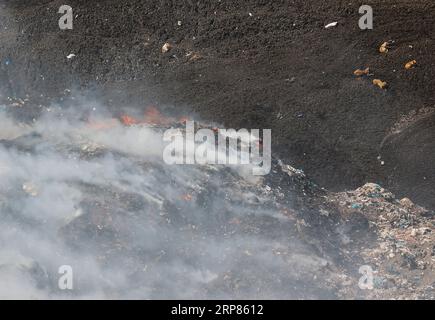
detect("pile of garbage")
[329,183,434,299]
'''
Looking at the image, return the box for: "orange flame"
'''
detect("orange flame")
[87,119,118,130]
[91,106,189,129]
[121,115,140,126]
[144,106,165,124]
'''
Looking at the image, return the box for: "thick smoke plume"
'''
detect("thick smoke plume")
[0,105,335,299]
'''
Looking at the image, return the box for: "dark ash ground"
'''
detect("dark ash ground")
[1,0,434,208]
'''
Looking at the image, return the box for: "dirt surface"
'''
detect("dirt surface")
[0,0,434,208]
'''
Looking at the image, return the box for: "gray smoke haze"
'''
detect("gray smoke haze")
[0,104,335,299]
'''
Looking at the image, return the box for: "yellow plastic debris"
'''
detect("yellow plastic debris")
[379,42,389,53]
[373,79,387,89]
[405,60,417,69]
[354,67,370,76]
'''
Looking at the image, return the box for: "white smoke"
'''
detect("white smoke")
[0,105,334,299]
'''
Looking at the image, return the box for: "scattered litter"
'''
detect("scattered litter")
[22,182,38,197]
[373,79,387,89]
[353,67,370,76]
[181,194,193,201]
[379,42,389,53]
[66,54,76,59]
[319,209,330,217]
[324,22,338,29]
[405,60,417,69]
[400,198,414,209]
[351,203,363,209]
[186,51,202,62]
[161,42,172,53]
[10,98,25,108]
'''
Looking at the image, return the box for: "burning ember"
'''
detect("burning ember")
[119,106,189,127]
[120,114,140,126]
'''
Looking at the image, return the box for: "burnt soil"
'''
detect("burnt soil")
[0,0,434,208]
